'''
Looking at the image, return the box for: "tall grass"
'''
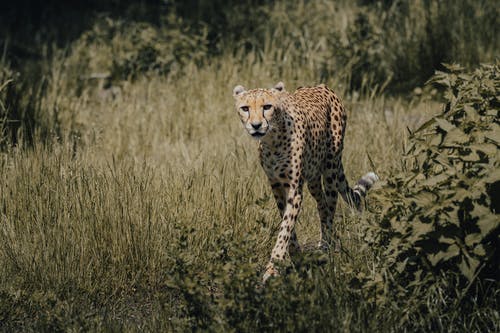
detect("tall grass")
[0,0,498,331]
[1,50,472,331]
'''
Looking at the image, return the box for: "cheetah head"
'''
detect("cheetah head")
[232,82,285,139]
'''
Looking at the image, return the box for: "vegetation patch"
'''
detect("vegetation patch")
[363,63,499,327]
[0,1,498,331]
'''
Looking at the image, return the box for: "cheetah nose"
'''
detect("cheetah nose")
[251,122,262,130]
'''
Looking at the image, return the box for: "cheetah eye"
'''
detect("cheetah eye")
[240,106,249,112]
[263,104,272,111]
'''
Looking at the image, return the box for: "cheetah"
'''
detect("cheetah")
[232,82,378,282]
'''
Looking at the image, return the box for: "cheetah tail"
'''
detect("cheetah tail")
[341,172,379,211]
[353,172,379,199]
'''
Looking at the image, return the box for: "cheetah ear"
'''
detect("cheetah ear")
[273,81,285,92]
[233,85,246,97]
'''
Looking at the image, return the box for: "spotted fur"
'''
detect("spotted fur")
[233,82,378,282]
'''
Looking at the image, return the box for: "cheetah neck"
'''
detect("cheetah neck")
[260,104,289,149]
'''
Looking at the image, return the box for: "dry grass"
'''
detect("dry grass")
[0,51,449,331]
[1,1,497,328]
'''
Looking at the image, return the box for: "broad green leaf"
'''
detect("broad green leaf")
[427,71,450,87]
[484,169,500,183]
[427,244,460,266]
[450,188,470,203]
[471,202,493,218]
[443,127,468,145]
[430,134,442,147]
[438,235,456,245]
[396,259,408,273]
[414,117,437,134]
[458,73,472,81]
[486,109,498,116]
[433,154,452,168]
[463,104,479,121]
[484,124,500,144]
[473,244,486,256]
[458,255,480,282]
[459,150,480,162]
[469,143,497,156]
[412,221,434,236]
[476,213,500,237]
[407,270,424,287]
[443,63,465,72]
[435,118,455,132]
[465,233,482,247]
[421,173,449,187]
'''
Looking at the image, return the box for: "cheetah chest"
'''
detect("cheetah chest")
[259,125,329,183]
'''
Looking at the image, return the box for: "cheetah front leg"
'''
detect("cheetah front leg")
[270,183,301,255]
[264,177,304,282]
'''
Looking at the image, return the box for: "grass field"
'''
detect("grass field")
[0,1,499,331]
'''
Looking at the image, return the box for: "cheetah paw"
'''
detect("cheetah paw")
[317,240,341,253]
[263,263,279,283]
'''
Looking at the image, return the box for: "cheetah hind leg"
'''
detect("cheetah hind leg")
[306,177,340,252]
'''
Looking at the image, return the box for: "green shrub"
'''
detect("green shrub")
[0,66,13,147]
[367,63,499,303]
[240,0,498,92]
[382,0,498,91]
[66,17,208,87]
[330,0,499,92]
[0,61,45,148]
[163,229,371,332]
